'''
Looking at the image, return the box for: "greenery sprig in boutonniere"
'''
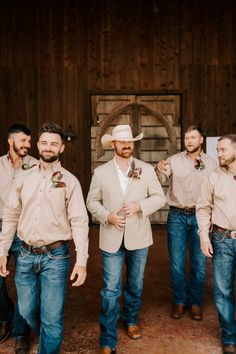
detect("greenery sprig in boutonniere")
[127,160,142,179]
[194,158,205,171]
[22,163,37,170]
[50,171,66,189]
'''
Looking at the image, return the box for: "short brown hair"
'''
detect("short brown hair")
[39,122,64,141]
[218,134,236,144]
[185,125,204,136]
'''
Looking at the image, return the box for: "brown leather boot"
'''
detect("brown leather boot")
[190,305,203,321]
[127,324,142,339]
[98,347,116,354]
[171,304,185,319]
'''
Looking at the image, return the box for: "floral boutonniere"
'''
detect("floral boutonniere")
[127,161,142,179]
[22,163,37,170]
[50,171,66,189]
[194,158,205,171]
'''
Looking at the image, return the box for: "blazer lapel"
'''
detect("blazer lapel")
[123,158,142,201]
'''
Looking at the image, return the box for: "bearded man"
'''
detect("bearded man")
[87,124,166,354]
[0,124,35,353]
[0,122,89,354]
[155,125,217,321]
[196,134,236,354]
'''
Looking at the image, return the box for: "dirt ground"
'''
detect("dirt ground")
[0,226,223,354]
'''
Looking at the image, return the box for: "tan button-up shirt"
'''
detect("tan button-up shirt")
[0,154,38,219]
[196,168,236,242]
[156,151,217,208]
[0,161,89,266]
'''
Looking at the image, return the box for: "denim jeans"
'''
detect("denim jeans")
[15,243,70,354]
[212,231,236,345]
[167,209,206,306]
[0,234,30,339]
[99,244,148,350]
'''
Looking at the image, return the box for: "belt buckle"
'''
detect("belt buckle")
[32,245,47,254]
[185,207,193,214]
[230,231,236,239]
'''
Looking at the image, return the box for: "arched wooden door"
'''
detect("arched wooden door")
[90,94,182,223]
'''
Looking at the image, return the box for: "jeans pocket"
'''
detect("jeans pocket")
[47,244,70,260]
[18,246,30,258]
[212,231,225,242]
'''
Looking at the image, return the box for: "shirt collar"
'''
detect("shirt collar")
[39,160,62,172]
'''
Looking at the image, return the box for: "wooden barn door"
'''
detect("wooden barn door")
[90,94,182,223]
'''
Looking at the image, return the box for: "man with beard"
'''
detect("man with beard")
[0,122,89,354]
[0,124,35,353]
[155,125,216,321]
[196,134,236,354]
[87,124,166,354]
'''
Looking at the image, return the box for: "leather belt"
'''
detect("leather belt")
[170,206,196,214]
[22,240,66,254]
[213,225,236,239]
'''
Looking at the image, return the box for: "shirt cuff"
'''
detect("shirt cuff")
[75,254,88,267]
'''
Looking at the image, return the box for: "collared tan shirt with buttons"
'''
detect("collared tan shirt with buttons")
[0,154,38,220]
[0,161,89,266]
[196,167,236,242]
[156,151,217,208]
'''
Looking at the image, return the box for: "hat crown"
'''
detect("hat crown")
[111,125,133,140]
[101,124,143,147]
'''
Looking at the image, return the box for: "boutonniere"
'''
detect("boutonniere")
[127,161,142,179]
[50,171,66,189]
[22,163,37,170]
[194,158,205,171]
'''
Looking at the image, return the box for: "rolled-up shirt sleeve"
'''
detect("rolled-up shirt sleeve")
[196,176,214,242]
[67,181,89,267]
[0,182,22,256]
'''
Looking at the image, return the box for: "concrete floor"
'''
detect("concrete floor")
[0,226,223,354]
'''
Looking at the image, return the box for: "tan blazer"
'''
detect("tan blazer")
[86,158,166,253]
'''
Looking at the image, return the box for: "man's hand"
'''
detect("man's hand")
[156,159,170,173]
[0,256,9,277]
[107,209,126,230]
[123,202,141,217]
[70,264,87,286]
[201,240,213,258]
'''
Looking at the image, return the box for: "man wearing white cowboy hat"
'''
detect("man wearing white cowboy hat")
[87,124,166,354]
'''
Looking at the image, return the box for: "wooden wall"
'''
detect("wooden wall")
[0,0,236,193]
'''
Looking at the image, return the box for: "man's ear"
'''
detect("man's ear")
[60,144,65,154]
[8,137,13,147]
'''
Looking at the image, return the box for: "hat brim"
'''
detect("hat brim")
[101,133,143,148]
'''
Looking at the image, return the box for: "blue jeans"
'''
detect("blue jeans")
[212,230,236,345]
[167,209,206,306]
[99,244,149,350]
[15,243,70,354]
[0,234,30,339]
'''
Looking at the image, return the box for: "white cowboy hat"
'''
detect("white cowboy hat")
[101,125,143,147]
